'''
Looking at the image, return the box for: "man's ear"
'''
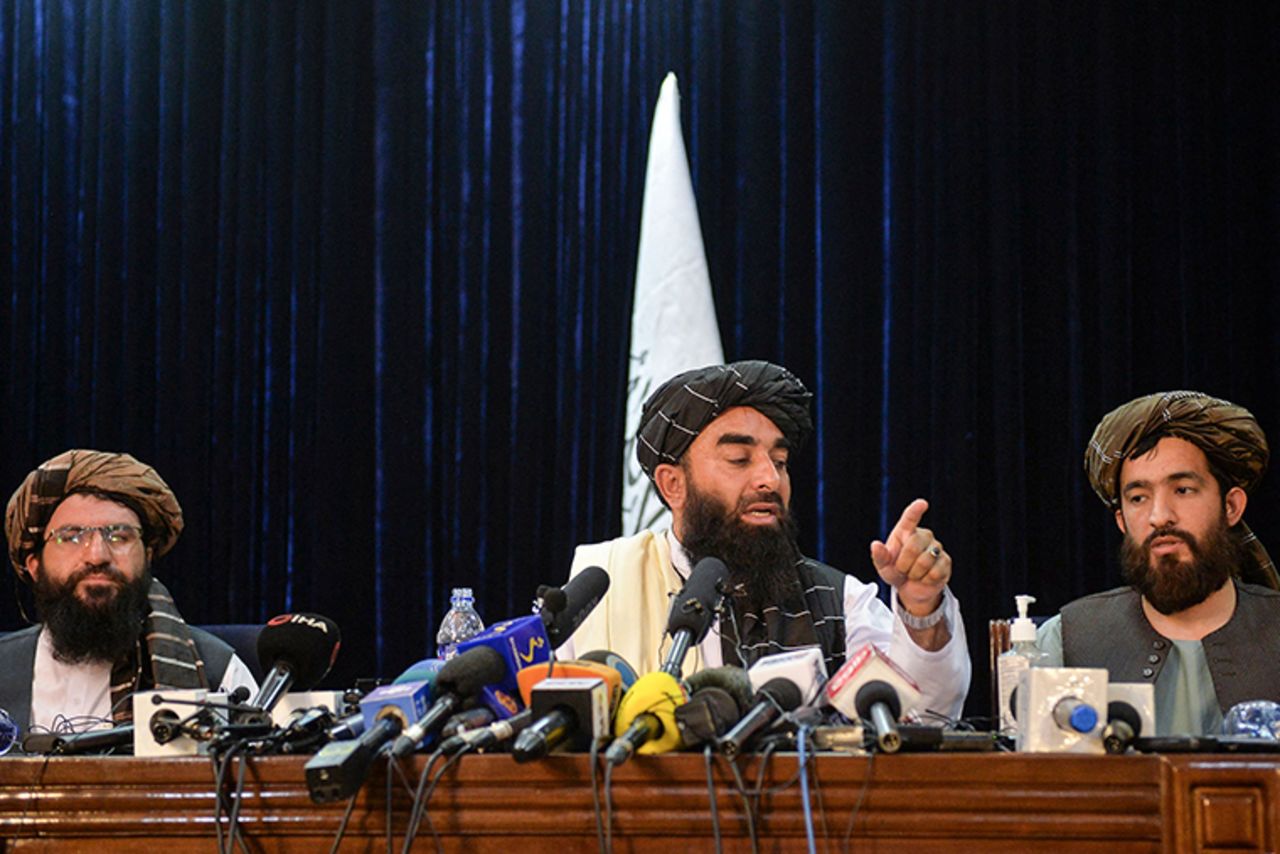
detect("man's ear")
[23,552,39,585]
[653,463,687,513]
[1225,486,1247,527]
[1114,507,1127,536]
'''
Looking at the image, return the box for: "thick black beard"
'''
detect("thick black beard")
[680,481,801,612]
[1120,517,1241,616]
[33,562,152,664]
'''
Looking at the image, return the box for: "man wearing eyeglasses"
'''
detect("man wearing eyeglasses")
[0,449,257,744]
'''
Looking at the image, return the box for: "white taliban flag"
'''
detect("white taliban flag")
[622,72,724,535]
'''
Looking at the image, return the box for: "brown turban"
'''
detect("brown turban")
[5,449,184,574]
[1084,390,1276,588]
[636,360,813,478]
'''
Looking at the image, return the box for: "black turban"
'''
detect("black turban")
[635,361,813,478]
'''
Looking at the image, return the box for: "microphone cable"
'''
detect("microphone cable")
[589,736,608,854]
[401,744,459,854]
[840,749,877,851]
[384,749,420,854]
[703,744,723,854]
[724,755,760,854]
[797,723,817,854]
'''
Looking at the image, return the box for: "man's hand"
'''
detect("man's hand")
[870,498,951,616]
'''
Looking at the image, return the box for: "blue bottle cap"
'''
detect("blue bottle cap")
[1069,703,1098,733]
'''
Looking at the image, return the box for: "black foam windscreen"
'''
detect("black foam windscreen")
[256,613,342,689]
[854,680,901,720]
[683,666,752,713]
[435,645,508,696]
[675,686,743,747]
[665,557,729,637]
[757,676,804,713]
[543,566,610,647]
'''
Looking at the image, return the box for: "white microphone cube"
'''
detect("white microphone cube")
[270,691,348,729]
[746,646,828,706]
[1108,682,1156,740]
[825,643,923,722]
[1016,667,1107,754]
[134,689,227,757]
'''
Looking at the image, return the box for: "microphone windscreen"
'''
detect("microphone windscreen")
[665,557,728,637]
[257,613,342,689]
[684,666,752,713]
[757,677,804,713]
[613,671,688,755]
[435,645,508,696]
[854,679,901,720]
[675,686,743,747]
[543,566,610,647]
[579,649,639,690]
[393,658,446,686]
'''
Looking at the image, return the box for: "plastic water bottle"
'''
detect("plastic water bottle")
[435,587,485,660]
[997,594,1049,734]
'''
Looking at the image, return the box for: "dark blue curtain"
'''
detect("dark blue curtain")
[3,0,1277,717]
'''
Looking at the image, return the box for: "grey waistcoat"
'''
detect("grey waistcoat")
[0,624,235,743]
[1060,581,1280,711]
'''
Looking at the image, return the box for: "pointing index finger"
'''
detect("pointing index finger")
[889,498,930,541]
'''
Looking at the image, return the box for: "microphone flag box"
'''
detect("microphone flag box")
[134,689,228,757]
[530,677,610,752]
[1016,666,1107,754]
[1108,682,1156,743]
[359,680,433,736]
[825,643,923,722]
[747,646,828,706]
[456,614,552,705]
[271,691,348,729]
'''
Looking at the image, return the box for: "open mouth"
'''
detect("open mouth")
[741,502,781,523]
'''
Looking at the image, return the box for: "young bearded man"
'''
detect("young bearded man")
[1037,391,1280,735]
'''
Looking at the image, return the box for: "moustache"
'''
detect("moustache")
[67,564,129,587]
[735,491,785,512]
[1143,527,1196,550]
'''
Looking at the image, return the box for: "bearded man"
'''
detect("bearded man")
[560,361,970,719]
[0,450,257,742]
[1037,391,1280,735]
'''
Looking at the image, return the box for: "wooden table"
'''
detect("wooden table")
[1,751,1277,851]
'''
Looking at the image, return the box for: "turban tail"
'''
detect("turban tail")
[1084,391,1276,589]
[636,360,813,477]
[5,449,184,574]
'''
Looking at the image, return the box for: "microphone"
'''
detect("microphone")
[578,649,639,691]
[440,708,534,756]
[716,677,803,759]
[541,566,610,647]
[660,557,729,676]
[603,671,688,765]
[245,613,342,719]
[674,666,752,748]
[825,643,922,752]
[51,724,137,756]
[451,570,611,716]
[388,646,508,758]
[511,677,611,762]
[440,707,496,738]
[304,678,435,803]
[855,680,903,753]
[516,659,624,711]
[1102,700,1143,755]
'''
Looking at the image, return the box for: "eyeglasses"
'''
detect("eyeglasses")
[44,524,144,551]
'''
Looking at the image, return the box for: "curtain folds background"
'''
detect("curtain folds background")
[3,1,1277,716]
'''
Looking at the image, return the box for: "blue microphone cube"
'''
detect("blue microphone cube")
[359,680,433,734]
[456,614,552,699]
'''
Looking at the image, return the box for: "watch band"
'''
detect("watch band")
[897,594,946,630]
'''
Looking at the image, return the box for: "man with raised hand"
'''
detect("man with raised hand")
[562,361,970,719]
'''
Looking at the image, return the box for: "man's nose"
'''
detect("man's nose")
[751,455,781,491]
[82,529,113,560]
[1149,491,1177,528]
